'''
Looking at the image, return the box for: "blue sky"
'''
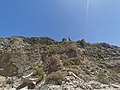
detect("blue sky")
[0,0,120,45]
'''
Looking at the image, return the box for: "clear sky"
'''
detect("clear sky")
[0,0,120,45]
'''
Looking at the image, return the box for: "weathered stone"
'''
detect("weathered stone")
[0,36,120,90]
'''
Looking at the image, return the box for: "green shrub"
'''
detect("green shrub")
[35,68,45,77]
[97,71,108,84]
[84,75,92,82]
[32,62,45,77]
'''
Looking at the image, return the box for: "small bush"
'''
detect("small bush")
[108,70,119,82]
[63,60,73,67]
[47,57,63,74]
[84,75,92,82]
[62,58,81,67]
[34,68,45,77]
[97,71,108,84]
[46,71,67,85]
[32,62,45,77]
[67,67,79,76]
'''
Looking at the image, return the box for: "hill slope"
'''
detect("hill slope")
[0,36,120,90]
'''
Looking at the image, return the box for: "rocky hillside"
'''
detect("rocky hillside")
[0,36,120,90]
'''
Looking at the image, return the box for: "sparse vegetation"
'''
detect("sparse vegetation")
[0,36,120,89]
[97,71,108,84]
[84,75,92,81]
[46,71,68,85]
[32,62,45,77]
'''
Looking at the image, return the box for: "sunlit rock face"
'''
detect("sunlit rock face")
[0,36,120,90]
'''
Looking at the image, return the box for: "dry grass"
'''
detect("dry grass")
[46,71,68,85]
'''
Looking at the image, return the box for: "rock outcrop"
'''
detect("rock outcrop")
[0,36,120,90]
